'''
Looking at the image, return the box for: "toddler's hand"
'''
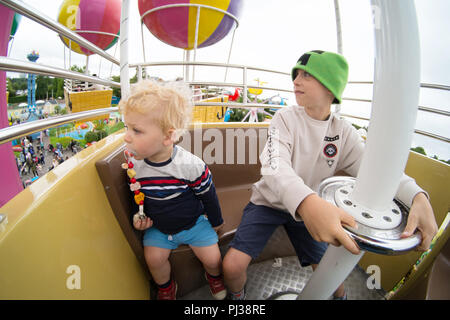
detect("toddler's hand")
[133,213,153,230]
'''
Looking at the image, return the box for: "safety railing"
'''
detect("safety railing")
[342,82,450,143]
[0,57,120,88]
[0,0,448,149]
[0,107,118,145]
[2,58,449,146]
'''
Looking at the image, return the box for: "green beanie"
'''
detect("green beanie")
[291,50,348,104]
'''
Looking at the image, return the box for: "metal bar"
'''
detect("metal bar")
[0,107,118,145]
[342,97,373,103]
[188,81,293,93]
[418,106,450,117]
[137,65,143,82]
[340,114,450,143]
[0,0,120,66]
[334,0,343,115]
[130,61,290,76]
[69,39,72,68]
[224,27,237,82]
[348,81,374,85]
[348,80,450,91]
[414,129,450,143]
[192,5,201,82]
[194,102,283,109]
[141,22,146,63]
[0,57,120,87]
[334,0,343,54]
[134,62,450,117]
[420,83,450,91]
[120,0,130,99]
[340,113,370,121]
[85,55,89,76]
[185,50,191,83]
[74,30,119,38]
[342,97,449,117]
[2,107,446,149]
[243,67,248,104]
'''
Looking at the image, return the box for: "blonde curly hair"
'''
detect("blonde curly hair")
[118,80,193,141]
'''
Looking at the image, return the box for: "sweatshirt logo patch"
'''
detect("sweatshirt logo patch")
[323,143,338,158]
[324,135,339,142]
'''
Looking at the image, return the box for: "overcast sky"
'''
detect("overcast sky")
[6,0,450,159]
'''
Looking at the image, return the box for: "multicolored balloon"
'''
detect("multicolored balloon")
[10,13,21,39]
[57,0,121,56]
[138,0,242,50]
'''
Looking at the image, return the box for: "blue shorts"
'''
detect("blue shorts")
[143,215,218,249]
[230,202,328,267]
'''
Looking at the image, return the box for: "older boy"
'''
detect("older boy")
[223,50,437,300]
[120,80,227,300]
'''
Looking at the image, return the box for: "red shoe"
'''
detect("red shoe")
[205,272,227,300]
[157,280,177,300]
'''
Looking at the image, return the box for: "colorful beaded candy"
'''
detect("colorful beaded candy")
[122,149,146,219]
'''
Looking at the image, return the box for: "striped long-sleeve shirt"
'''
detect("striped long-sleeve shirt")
[131,145,223,234]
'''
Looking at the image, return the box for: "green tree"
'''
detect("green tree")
[35,75,49,99]
[7,78,16,97]
[410,146,426,155]
[70,65,86,73]
[110,73,137,99]
[85,131,97,143]
[10,77,27,91]
[111,75,121,98]
[54,77,64,99]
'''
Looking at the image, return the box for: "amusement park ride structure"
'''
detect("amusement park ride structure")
[0,0,448,300]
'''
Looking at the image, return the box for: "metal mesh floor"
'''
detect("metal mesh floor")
[181,256,386,300]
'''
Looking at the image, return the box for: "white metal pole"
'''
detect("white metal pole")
[333,0,343,115]
[141,22,146,63]
[85,55,89,89]
[109,41,118,78]
[351,0,421,212]
[298,246,364,300]
[120,0,130,100]
[224,27,237,82]
[243,66,247,104]
[334,0,343,55]
[192,5,201,82]
[63,41,66,69]
[298,0,421,299]
[185,50,190,82]
[85,55,89,74]
[98,56,102,78]
[137,65,142,82]
[69,39,72,69]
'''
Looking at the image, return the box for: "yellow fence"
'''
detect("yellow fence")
[65,89,113,124]
[192,96,228,123]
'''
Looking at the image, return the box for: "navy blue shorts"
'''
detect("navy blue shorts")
[230,202,328,267]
